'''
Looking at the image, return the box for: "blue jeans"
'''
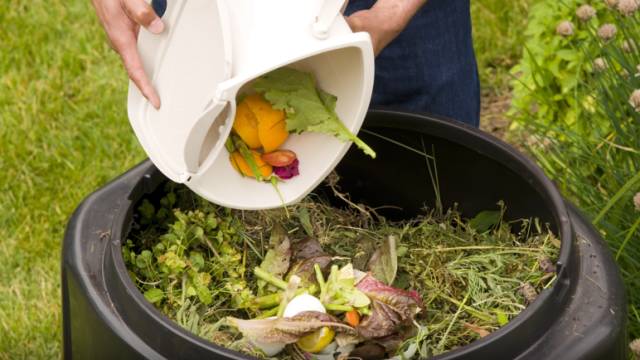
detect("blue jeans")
[346,0,480,127]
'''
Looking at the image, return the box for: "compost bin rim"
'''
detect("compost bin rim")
[108,110,575,359]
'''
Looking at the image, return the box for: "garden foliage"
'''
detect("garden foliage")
[509,0,640,338]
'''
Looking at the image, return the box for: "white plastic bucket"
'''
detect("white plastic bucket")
[128,0,375,209]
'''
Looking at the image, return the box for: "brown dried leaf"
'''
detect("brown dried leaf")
[291,237,327,262]
[287,256,332,284]
[538,256,556,273]
[518,282,537,305]
[463,322,491,338]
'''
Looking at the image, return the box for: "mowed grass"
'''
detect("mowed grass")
[0,0,530,358]
[0,1,145,358]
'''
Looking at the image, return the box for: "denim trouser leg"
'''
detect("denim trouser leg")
[345,0,480,127]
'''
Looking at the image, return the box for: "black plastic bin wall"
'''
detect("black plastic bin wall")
[62,110,627,360]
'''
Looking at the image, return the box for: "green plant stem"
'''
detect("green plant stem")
[436,292,493,322]
[270,177,289,218]
[253,286,319,309]
[325,304,353,313]
[253,267,288,290]
[256,307,279,319]
[314,263,326,290]
[594,171,640,224]
[254,293,281,309]
[437,291,470,352]
[277,276,301,317]
[616,216,640,260]
[233,135,263,181]
[361,129,434,159]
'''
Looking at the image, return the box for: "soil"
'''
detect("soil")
[479,91,512,140]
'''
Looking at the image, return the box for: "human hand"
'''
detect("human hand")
[92,0,164,109]
[346,0,426,56]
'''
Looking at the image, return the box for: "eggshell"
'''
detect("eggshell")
[283,294,325,318]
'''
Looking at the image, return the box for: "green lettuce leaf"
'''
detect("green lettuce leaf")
[252,68,376,158]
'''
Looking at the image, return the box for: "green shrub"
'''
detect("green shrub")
[509,0,640,338]
[509,0,617,134]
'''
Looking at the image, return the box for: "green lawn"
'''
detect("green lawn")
[0,0,530,357]
[0,1,145,357]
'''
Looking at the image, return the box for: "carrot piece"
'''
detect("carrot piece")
[345,309,360,327]
[229,150,272,179]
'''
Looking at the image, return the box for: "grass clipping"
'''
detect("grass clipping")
[124,181,559,358]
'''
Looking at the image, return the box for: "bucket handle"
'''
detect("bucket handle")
[313,0,349,39]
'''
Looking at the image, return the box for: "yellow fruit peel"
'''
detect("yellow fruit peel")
[244,94,289,153]
[296,326,335,353]
[232,100,262,149]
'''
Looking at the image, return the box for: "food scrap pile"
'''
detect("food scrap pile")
[124,183,559,359]
[226,68,375,183]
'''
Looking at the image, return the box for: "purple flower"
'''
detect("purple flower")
[273,159,299,180]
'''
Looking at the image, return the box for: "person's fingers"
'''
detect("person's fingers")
[117,36,161,109]
[122,0,164,34]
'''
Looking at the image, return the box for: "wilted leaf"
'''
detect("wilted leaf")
[350,342,386,359]
[268,223,287,248]
[367,235,398,285]
[138,199,155,224]
[189,252,205,271]
[196,285,212,305]
[354,275,422,339]
[322,264,371,309]
[291,237,327,262]
[136,250,153,269]
[159,251,187,272]
[469,210,501,232]
[518,282,537,304]
[357,300,402,338]
[227,311,355,344]
[260,237,291,277]
[144,288,164,303]
[356,275,422,319]
[495,310,509,326]
[463,322,490,338]
[298,207,314,236]
[375,324,418,353]
[287,256,332,285]
[538,256,556,273]
[193,226,204,240]
[258,226,291,294]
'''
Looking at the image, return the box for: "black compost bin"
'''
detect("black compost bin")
[62,110,627,360]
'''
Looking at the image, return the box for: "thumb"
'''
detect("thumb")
[122,0,164,34]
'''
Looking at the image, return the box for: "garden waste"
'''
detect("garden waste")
[123,180,559,359]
